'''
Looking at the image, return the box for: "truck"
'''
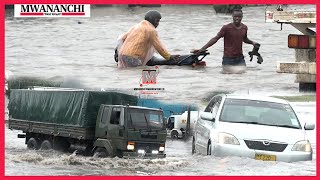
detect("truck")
[265,5,316,92]
[166,111,200,139]
[8,89,167,158]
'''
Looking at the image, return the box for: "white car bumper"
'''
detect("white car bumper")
[212,143,312,162]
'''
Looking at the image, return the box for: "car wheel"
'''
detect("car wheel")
[27,137,40,150]
[93,147,109,158]
[207,143,212,155]
[40,140,53,150]
[192,137,196,154]
[171,131,179,139]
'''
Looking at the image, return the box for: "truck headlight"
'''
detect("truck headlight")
[159,145,165,152]
[152,150,159,154]
[216,132,240,145]
[127,142,135,151]
[292,140,312,152]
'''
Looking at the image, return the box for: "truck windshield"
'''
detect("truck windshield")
[127,109,164,130]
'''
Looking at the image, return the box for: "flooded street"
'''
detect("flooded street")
[5,5,316,175]
[4,100,317,176]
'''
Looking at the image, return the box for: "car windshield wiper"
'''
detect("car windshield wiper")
[245,122,300,129]
[223,120,300,129]
[275,124,300,129]
[223,121,260,125]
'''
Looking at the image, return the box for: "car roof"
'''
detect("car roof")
[224,94,289,104]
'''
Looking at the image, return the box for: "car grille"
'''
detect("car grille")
[244,140,288,152]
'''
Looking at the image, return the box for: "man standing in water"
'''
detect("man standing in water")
[192,9,260,73]
[117,10,180,68]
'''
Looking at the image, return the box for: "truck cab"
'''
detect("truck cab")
[166,111,200,139]
[94,105,167,158]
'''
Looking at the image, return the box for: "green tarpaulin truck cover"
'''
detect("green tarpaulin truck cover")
[8,90,138,128]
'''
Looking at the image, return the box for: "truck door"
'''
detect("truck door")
[107,107,125,140]
[95,105,112,138]
[167,116,175,130]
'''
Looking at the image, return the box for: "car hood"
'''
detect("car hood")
[218,122,306,144]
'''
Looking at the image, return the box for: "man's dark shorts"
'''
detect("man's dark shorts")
[222,56,246,66]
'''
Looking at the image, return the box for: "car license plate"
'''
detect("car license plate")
[255,154,276,161]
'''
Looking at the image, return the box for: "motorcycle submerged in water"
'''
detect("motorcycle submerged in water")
[146,51,209,67]
[114,49,209,67]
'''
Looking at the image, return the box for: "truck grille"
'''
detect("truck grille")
[135,143,160,153]
[244,140,288,152]
[140,131,157,139]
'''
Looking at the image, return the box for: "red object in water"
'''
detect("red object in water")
[193,61,206,67]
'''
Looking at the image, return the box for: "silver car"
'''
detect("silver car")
[192,94,315,162]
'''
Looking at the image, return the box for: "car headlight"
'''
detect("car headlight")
[216,132,240,145]
[292,140,312,152]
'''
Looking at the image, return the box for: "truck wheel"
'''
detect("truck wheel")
[27,138,39,150]
[40,140,53,150]
[192,137,196,155]
[116,150,123,158]
[171,131,179,139]
[93,147,109,158]
[54,138,70,152]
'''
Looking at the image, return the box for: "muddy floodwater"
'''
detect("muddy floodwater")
[5,5,316,176]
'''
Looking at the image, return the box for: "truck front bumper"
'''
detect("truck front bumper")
[123,152,166,159]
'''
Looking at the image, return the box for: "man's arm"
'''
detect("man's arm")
[243,36,256,45]
[243,30,258,45]
[192,26,225,53]
[200,35,220,51]
[151,30,171,60]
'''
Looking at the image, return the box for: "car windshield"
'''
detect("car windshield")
[127,108,164,130]
[219,98,301,129]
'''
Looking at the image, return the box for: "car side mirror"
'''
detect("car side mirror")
[200,112,215,121]
[304,122,315,130]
